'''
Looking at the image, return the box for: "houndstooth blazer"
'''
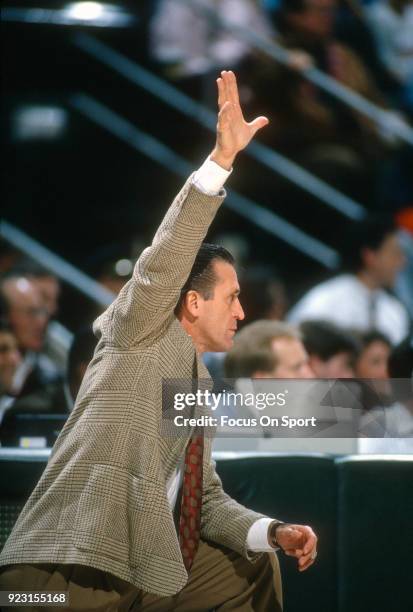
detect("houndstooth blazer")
[0,176,269,596]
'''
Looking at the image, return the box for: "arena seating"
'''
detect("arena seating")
[0,450,412,612]
[336,455,413,612]
[216,453,338,612]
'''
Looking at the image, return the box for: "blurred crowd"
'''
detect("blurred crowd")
[1,0,412,451]
[150,0,413,208]
[0,211,412,452]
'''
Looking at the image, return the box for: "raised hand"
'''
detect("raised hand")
[210,70,269,170]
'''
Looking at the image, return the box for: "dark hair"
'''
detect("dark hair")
[176,243,235,312]
[357,330,392,351]
[300,320,360,361]
[341,216,397,273]
[4,259,56,280]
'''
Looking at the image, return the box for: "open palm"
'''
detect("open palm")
[212,71,269,167]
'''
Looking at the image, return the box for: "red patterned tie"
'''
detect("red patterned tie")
[179,433,203,571]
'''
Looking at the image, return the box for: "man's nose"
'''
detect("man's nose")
[236,300,245,320]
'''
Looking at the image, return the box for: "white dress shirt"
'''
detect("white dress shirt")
[288,274,410,345]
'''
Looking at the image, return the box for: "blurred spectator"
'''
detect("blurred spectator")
[66,326,97,408]
[238,265,288,326]
[359,334,413,451]
[9,260,69,370]
[1,275,49,356]
[12,259,60,317]
[354,329,392,410]
[333,0,401,96]
[0,274,61,400]
[216,320,313,451]
[224,319,314,378]
[288,216,410,344]
[355,329,391,379]
[251,0,400,204]
[395,207,413,318]
[150,0,274,78]
[300,319,359,377]
[0,294,67,447]
[365,0,413,110]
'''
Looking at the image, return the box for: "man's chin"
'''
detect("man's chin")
[221,337,234,352]
[208,341,231,353]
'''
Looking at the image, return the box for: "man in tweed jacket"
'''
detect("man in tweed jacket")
[0,71,317,610]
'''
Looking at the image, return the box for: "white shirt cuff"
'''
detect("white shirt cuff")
[192,156,232,195]
[246,518,277,552]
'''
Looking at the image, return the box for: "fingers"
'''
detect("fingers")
[249,115,269,136]
[298,542,317,572]
[298,552,316,572]
[218,70,241,109]
[302,527,317,556]
[225,70,240,107]
[279,525,318,572]
[217,77,225,110]
[217,101,233,132]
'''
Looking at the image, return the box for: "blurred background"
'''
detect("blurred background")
[1,3,413,610]
[1,0,413,446]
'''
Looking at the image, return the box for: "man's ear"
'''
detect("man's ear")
[182,290,202,319]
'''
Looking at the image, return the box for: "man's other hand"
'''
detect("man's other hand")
[274,523,318,572]
[210,70,269,170]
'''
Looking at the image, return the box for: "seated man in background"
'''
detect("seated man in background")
[0,273,67,446]
[288,216,410,345]
[217,320,314,446]
[9,260,68,371]
[300,319,359,378]
[224,319,314,380]
[220,319,362,453]
[0,272,62,396]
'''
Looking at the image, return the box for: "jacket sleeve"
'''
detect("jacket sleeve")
[200,455,270,561]
[93,176,225,347]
